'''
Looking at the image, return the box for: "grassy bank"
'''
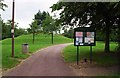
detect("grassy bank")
[2,33,72,69]
[63,41,119,66]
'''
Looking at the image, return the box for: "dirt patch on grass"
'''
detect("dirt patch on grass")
[67,59,120,76]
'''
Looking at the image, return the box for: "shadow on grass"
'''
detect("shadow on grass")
[73,51,120,67]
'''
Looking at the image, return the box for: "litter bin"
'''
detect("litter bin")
[22,43,29,53]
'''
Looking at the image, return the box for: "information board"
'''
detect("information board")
[74,27,96,46]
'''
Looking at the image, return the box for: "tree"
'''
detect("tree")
[14,28,27,37]
[35,10,47,27]
[2,20,27,39]
[51,2,120,52]
[42,13,59,44]
[2,20,13,39]
[90,3,120,53]
[63,27,74,38]
[28,11,48,44]
[0,0,7,40]
[29,19,39,44]
[26,28,32,34]
[114,3,120,52]
[117,19,120,52]
[0,0,7,11]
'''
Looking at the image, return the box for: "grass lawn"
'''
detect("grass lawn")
[1,33,72,69]
[63,41,119,66]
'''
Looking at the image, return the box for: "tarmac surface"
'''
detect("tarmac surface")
[3,43,75,76]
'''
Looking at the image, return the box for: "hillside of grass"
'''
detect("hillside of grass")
[2,33,72,69]
[63,41,119,66]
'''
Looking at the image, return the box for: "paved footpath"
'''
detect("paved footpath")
[3,43,75,76]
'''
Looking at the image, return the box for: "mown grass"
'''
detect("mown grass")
[63,41,119,66]
[2,33,72,69]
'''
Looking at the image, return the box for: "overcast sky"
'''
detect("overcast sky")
[1,0,59,29]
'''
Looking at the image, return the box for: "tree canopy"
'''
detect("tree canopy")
[0,0,7,11]
[2,20,27,39]
[42,13,58,33]
[51,2,120,52]
[35,10,48,26]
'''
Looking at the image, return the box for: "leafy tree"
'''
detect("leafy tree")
[29,19,39,44]
[63,27,74,38]
[90,3,120,52]
[28,11,48,44]
[2,20,12,39]
[15,28,27,37]
[42,13,59,44]
[35,10,47,27]
[117,20,120,52]
[26,28,32,34]
[51,2,120,52]
[2,20,27,39]
[0,0,7,11]
[116,15,120,52]
[0,0,7,40]
[42,14,56,33]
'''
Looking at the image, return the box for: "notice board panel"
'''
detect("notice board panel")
[74,27,96,46]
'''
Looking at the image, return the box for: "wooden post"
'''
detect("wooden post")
[52,32,53,44]
[77,46,79,65]
[12,0,15,57]
[90,46,92,64]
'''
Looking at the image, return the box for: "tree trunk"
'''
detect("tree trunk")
[118,22,120,52]
[104,20,110,53]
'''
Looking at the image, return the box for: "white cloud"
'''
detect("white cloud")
[1,0,58,29]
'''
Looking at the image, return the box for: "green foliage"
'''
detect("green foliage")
[29,19,40,44]
[51,2,120,52]
[28,10,61,35]
[14,28,27,37]
[2,33,72,69]
[0,0,7,11]
[96,30,118,42]
[2,20,11,39]
[35,11,48,26]
[26,28,32,33]
[63,27,74,38]
[29,19,39,33]
[42,14,57,33]
[28,11,61,44]
[27,10,48,34]
[2,20,27,40]
[42,13,61,44]
[0,18,2,40]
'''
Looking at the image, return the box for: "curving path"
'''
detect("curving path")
[3,43,75,76]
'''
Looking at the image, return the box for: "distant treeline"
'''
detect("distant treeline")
[1,20,27,40]
[63,27,118,42]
